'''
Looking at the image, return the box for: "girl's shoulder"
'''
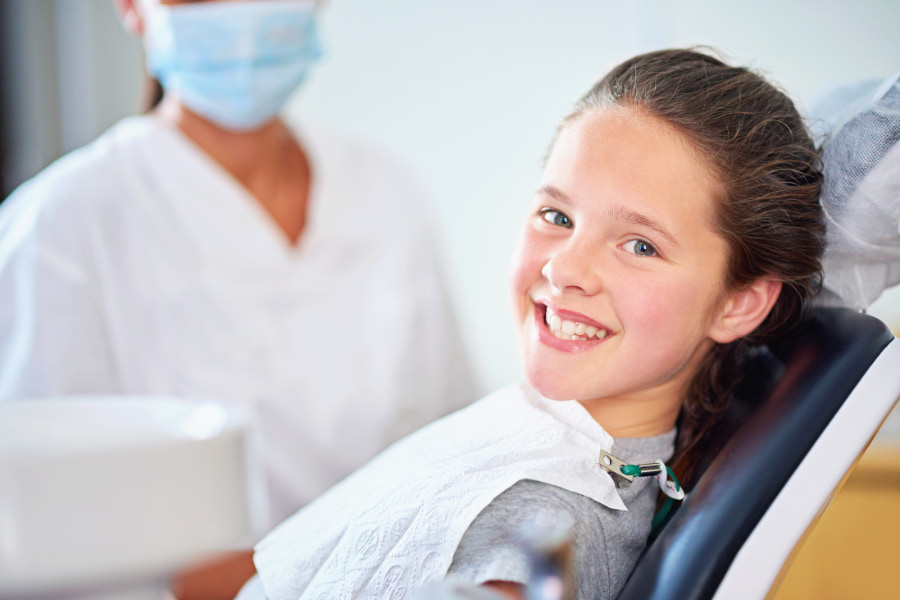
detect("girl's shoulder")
[450,477,658,599]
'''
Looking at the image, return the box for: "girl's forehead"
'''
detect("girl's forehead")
[545,107,722,203]
[557,106,710,164]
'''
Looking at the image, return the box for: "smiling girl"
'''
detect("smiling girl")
[240,49,825,600]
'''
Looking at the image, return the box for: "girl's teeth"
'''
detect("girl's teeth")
[549,314,561,331]
[544,308,609,340]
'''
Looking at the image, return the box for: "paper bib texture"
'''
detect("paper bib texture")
[254,384,624,599]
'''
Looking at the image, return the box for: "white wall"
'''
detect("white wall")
[13,0,900,391]
[53,0,145,153]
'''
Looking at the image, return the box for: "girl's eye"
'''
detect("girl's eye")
[539,208,573,228]
[623,239,657,257]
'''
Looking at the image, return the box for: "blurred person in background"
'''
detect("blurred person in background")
[0,0,479,597]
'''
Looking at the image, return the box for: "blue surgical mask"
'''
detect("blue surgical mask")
[143,0,322,131]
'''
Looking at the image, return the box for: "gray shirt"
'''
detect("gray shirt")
[447,432,676,600]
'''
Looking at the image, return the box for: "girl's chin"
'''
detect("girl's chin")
[524,371,582,402]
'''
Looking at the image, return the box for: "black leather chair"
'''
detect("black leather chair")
[615,307,900,600]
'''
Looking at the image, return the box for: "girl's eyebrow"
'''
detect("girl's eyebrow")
[536,185,680,247]
[608,206,680,248]
[535,185,572,206]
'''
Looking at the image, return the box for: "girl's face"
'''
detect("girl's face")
[510,106,733,436]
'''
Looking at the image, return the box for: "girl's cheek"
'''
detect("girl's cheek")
[508,254,532,300]
[508,231,545,303]
[621,278,690,331]
[509,227,531,271]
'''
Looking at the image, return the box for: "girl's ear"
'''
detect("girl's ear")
[709,278,782,344]
[115,0,145,37]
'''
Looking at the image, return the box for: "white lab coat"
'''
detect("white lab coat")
[0,114,479,526]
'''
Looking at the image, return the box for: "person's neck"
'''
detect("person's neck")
[577,391,681,438]
[155,97,292,180]
[155,97,311,246]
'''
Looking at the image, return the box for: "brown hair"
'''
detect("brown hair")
[559,48,825,486]
[141,76,165,113]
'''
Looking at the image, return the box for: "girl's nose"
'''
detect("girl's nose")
[540,247,604,296]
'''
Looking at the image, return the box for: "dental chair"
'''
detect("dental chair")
[615,306,900,600]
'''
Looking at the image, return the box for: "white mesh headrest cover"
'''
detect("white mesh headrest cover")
[809,70,900,309]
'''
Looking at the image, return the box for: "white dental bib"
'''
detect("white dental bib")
[254,383,625,599]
